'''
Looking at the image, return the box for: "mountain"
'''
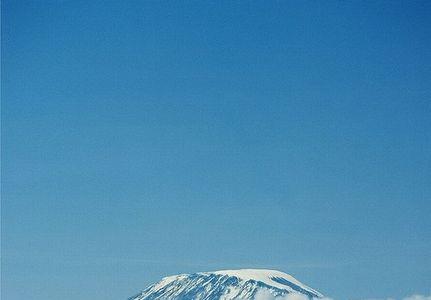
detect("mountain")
[128,269,323,300]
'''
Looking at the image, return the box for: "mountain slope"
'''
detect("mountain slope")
[129,269,323,300]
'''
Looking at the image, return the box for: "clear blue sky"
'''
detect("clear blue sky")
[2,1,430,299]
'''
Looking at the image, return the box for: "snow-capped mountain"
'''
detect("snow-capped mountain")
[129,269,323,300]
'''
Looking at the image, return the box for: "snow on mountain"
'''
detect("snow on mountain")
[129,269,323,300]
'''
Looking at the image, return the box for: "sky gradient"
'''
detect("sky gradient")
[2,1,431,299]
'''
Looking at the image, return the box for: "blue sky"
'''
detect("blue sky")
[2,1,430,299]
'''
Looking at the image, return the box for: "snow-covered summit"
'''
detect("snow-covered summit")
[129,268,323,300]
[209,269,321,295]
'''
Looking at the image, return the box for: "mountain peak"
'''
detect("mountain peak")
[129,268,323,299]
